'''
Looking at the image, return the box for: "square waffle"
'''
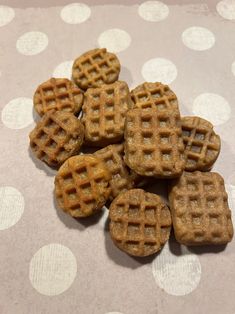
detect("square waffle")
[124,107,185,178]
[82,80,133,146]
[169,171,234,245]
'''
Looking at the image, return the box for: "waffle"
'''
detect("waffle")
[169,171,234,245]
[109,189,172,256]
[131,82,178,110]
[94,144,135,200]
[129,171,151,189]
[55,154,111,218]
[33,78,83,116]
[29,110,84,167]
[124,107,185,178]
[181,116,221,171]
[72,48,120,90]
[82,81,133,146]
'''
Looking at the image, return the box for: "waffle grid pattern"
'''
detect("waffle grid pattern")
[55,155,111,217]
[82,81,132,146]
[131,82,178,110]
[72,48,120,90]
[109,189,172,256]
[30,111,84,167]
[34,78,83,116]
[182,116,221,171]
[95,144,134,199]
[170,171,234,245]
[124,108,185,177]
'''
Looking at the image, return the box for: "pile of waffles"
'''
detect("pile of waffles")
[29,48,234,257]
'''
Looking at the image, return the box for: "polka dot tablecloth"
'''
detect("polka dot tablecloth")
[0,1,235,313]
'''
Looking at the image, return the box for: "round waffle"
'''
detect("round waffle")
[181,116,221,171]
[82,80,133,146]
[124,107,185,178]
[72,48,120,90]
[29,110,84,167]
[33,78,83,116]
[169,171,234,245]
[131,82,178,110]
[109,189,172,257]
[55,154,111,218]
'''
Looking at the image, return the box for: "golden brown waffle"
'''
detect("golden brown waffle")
[55,154,111,218]
[182,116,221,171]
[34,78,83,116]
[72,48,120,90]
[29,110,84,167]
[109,189,172,256]
[131,82,178,110]
[82,81,133,146]
[94,144,135,200]
[169,171,234,245]
[124,107,185,178]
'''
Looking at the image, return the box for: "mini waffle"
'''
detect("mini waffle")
[109,189,172,256]
[169,171,234,245]
[82,81,133,146]
[55,154,111,218]
[124,107,185,178]
[72,48,120,90]
[29,110,84,167]
[34,78,83,116]
[182,116,221,171]
[94,143,135,200]
[131,82,178,110]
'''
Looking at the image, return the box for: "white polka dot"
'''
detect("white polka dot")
[141,58,177,84]
[60,3,91,24]
[152,242,201,296]
[193,93,231,126]
[217,0,235,20]
[1,97,33,129]
[138,1,169,22]
[182,27,215,51]
[53,60,73,79]
[0,5,15,27]
[29,244,77,296]
[231,61,235,76]
[0,186,24,230]
[98,28,131,53]
[16,32,48,56]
